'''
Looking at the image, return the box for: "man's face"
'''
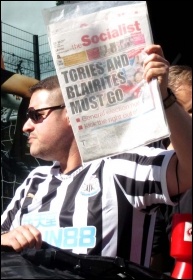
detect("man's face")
[23,89,73,162]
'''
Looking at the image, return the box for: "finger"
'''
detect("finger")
[15,227,36,248]
[143,62,169,82]
[8,230,31,252]
[143,53,170,69]
[9,225,40,251]
[25,224,42,249]
[8,236,23,252]
[144,44,165,58]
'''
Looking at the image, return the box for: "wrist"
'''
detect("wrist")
[163,88,177,110]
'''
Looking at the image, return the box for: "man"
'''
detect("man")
[166,65,192,150]
[1,45,192,265]
[150,64,192,273]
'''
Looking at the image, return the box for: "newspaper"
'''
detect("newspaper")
[43,1,170,162]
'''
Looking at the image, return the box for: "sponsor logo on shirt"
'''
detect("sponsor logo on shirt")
[22,212,96,250]
[26,193,35,199]
[80,175,100,197]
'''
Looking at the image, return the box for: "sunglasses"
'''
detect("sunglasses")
[26,104,65,122]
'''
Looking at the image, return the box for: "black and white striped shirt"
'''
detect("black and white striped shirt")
[1,146,175,267]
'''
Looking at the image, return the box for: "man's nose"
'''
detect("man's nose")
[23,118,34,132]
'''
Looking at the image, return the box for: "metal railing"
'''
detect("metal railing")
[1,22,56,213]
[1,22,56,79]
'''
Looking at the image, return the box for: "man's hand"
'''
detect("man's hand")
[143,44,170,99]
[1,225,42,252]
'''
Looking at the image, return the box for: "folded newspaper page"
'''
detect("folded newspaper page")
[43,1,170,162]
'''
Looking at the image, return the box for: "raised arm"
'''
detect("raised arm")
[143,44,192,197]
[1,71,39,99]
[1,54,39,99]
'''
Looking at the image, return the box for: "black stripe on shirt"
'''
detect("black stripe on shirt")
[112,153,165,166]
[87,161,105,255]
[1,189,25,231]
[116,182,133,259]
[59,164,91,228]
[115,174,162,196]
[39,176,61,212]
[21,176,47,214]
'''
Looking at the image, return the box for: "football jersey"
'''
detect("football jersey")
[1,146,175,267]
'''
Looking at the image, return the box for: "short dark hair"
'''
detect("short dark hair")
[29,75,64,104]
[29,75,60,94]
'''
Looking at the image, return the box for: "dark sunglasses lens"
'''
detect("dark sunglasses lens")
[27,109,40,122]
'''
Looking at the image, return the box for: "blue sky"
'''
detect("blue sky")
[1,1,56,35]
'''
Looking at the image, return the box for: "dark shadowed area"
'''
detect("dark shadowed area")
[147,1,192,67]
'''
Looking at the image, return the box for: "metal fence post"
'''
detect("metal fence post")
[33,35,40,80]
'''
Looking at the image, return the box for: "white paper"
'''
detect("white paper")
[43,1,170,162]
